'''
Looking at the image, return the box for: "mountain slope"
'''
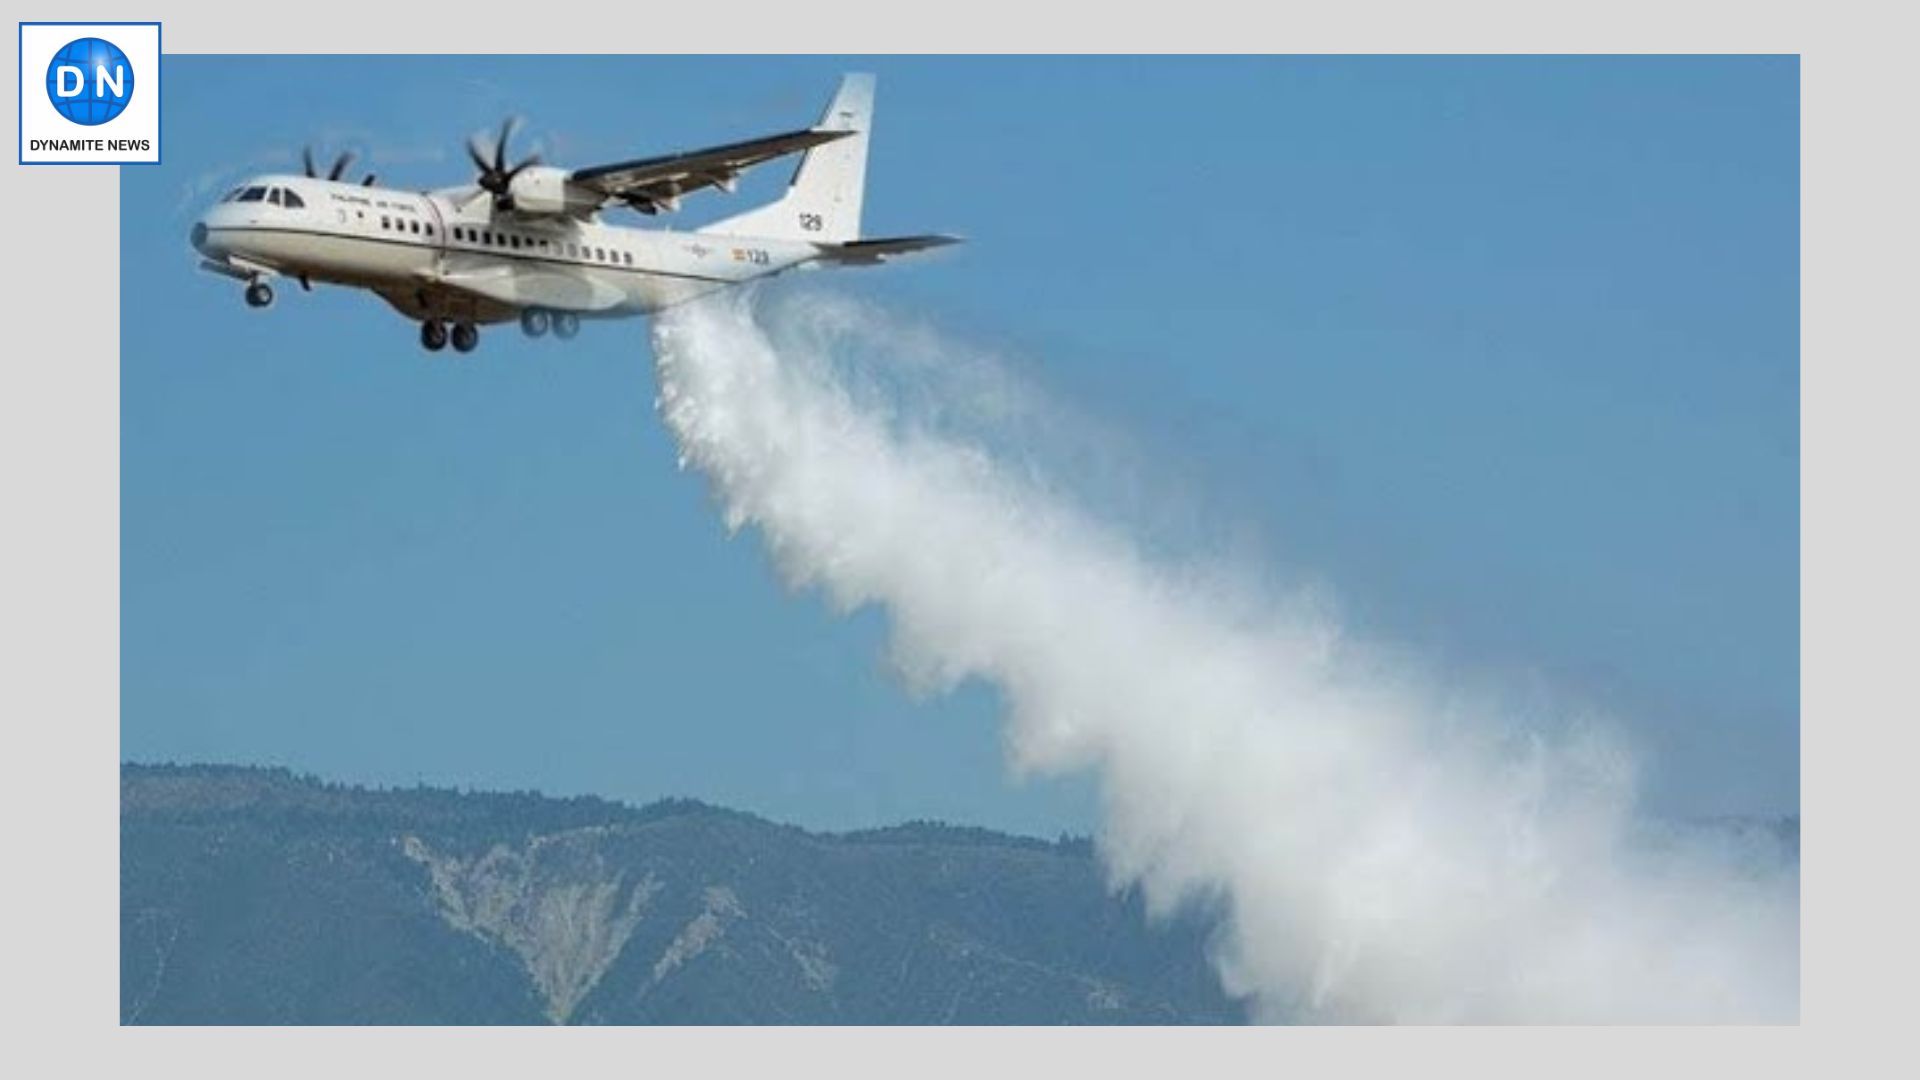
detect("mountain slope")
[121,764,1241,1024]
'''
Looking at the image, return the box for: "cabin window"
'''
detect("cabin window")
[594,247,605,261]
[567,243,578,257]
[623,252,633,266]
[380,215,390,229]
[281,190,305,208]
[236,186,267,203]
[410,220,421,234]
[424,224,433,237]
[453,227,463,241]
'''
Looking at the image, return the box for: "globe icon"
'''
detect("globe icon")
[45,37,135,126]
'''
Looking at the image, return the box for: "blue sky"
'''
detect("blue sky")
[122,56,1798,835]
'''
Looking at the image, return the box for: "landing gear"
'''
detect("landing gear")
[552,311,580,340]
[421,319,448,352]
[520,308,551,337]
[450,322,479,354]
[244,280,274,308]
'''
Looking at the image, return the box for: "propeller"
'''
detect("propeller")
[464,117,542,210]
[302,145,377,186]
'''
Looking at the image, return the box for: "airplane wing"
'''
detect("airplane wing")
[569,128,853,215]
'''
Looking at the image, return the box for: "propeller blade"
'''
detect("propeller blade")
[298,274,313,292]
[302,146,317,178]
[467,135,492,177]
[493,117,516,174]
[501,156,542,187]
[327,151,355,182]
[361,174,377,187]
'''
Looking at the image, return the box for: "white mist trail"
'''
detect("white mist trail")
[651,288,1797,1023]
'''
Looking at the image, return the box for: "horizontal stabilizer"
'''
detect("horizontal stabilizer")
[813,234,963,266]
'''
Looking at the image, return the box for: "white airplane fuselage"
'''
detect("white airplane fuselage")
[192,173,816,329]
[188,75,954,352]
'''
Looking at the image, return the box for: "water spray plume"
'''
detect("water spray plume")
[651,288,1797,1023]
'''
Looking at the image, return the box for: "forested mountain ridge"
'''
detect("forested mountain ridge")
[121,763,1241,1024]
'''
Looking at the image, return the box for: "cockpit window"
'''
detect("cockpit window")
[220,187,243,202]
[281,189,305,208]
[267,188,284,206]
[236,186,267,203]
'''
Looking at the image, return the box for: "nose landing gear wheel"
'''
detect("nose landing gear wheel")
[520,308,551,337]
[552,311,580,340]
[421,320,448,352]
[244,281,274,308]
[451,322,479,354]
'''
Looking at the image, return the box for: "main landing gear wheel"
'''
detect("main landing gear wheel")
[520,308,551,337]
[552,311,580,340]
[421,320,448,352]
[451,322,479,354]
[244,281,274,308]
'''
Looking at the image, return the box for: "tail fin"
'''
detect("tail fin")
[701,74,874,243]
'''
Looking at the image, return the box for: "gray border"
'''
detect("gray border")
[0,0,1883,1073]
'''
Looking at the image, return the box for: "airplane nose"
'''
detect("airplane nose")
[190,222,210,255]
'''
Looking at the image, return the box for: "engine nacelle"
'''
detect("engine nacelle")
[505,165,596,216]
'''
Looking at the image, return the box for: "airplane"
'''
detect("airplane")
[189,74,956,353]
